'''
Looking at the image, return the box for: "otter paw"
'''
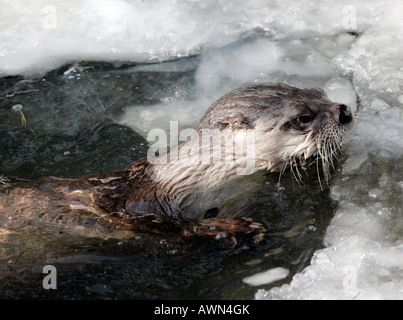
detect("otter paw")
[187,217,266,247]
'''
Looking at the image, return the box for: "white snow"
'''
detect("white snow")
[243,267,290,286]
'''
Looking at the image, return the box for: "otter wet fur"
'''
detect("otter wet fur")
[0,83,353,247]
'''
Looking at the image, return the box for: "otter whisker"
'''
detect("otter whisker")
[322,144,332,182]
[288,156,309,186]
[278,162,288,185]
[314,127,345,187]
[330,141,341,164]
[294,161,303,182]
[316,152,324,191]
[289,161,302,186]
[326,140,336,169]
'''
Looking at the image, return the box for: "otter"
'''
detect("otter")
[0,83,353,243]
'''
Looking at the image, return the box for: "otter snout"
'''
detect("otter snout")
[338,104,353,125]
[332,104,353,125]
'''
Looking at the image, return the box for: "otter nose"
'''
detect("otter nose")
[338,104,352,125]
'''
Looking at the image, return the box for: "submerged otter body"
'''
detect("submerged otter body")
[0,83,353,242]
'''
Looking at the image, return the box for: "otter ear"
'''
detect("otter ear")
[216,112,252,131]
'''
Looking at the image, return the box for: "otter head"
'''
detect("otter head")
[195,82,354,182]
[147,82,353,218]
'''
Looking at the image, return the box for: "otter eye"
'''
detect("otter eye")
[298,115,313,124]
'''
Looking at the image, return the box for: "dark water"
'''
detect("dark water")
[0,60,337,299]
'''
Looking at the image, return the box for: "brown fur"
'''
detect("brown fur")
[0,83,353,242]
